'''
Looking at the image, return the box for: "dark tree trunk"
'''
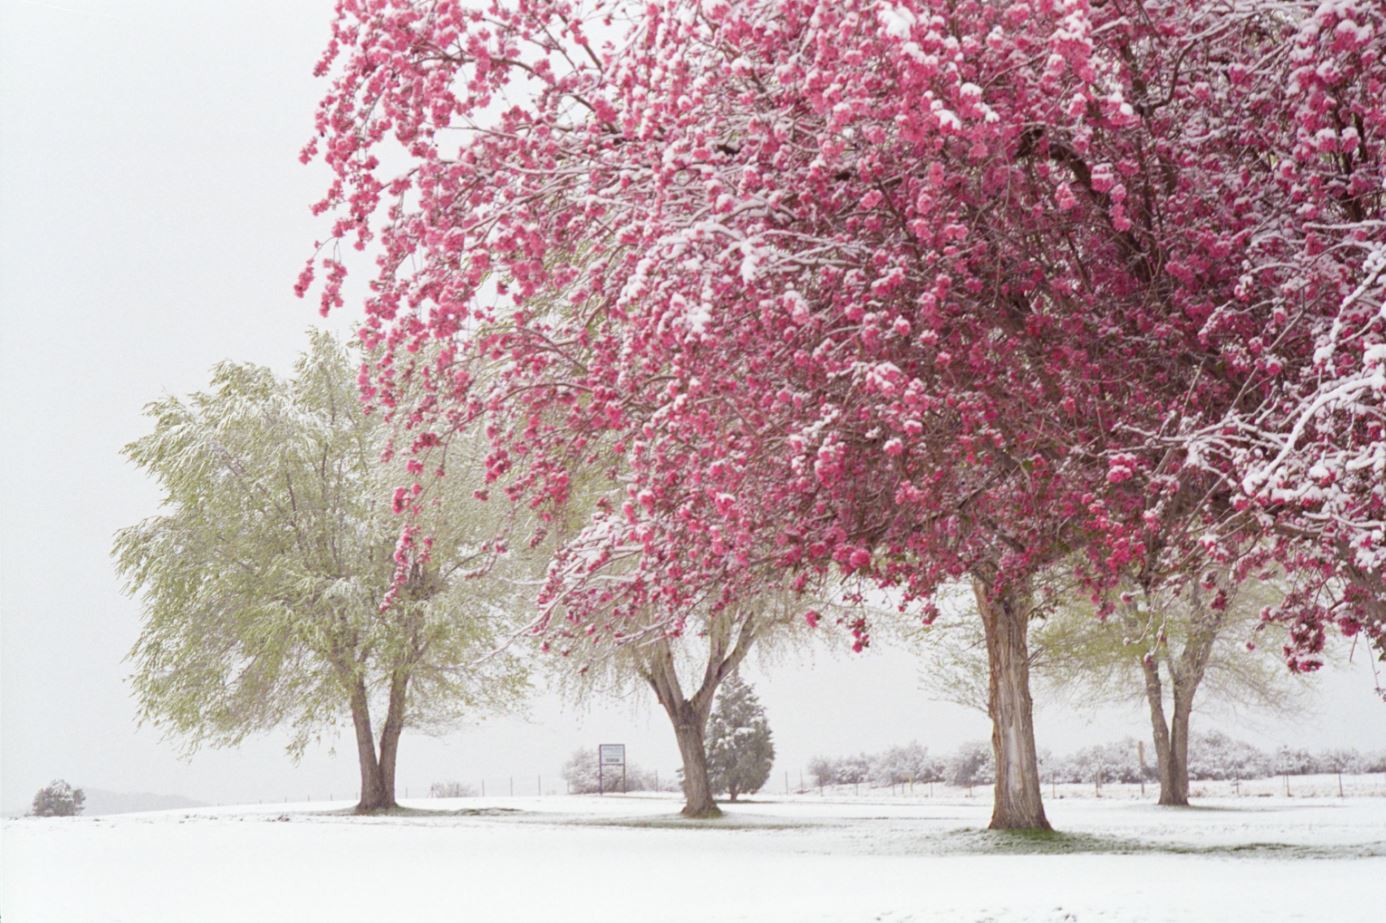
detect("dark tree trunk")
[974,578,1050,831]
[1132,589,1216,807]
[374,671,408,811]
[1164,691,1192,806]
[348,678,389,812]
[1141,654,1190,806]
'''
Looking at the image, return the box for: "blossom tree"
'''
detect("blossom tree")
[1174,1,1386,670]
[301,0,1384,827]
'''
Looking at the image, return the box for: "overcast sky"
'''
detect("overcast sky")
[2,0,1383,815]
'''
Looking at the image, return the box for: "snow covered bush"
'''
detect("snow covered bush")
[31,780,84,817]
[1358,750,1386,774]
[947,742,996,790]
[1274,746,1318,777]
[804,753,873,787]
[870,742,945,786]
[1187,732,1273,781]
[806,757,838,790]
[560,749,661,794]
[1054,740,1152,786]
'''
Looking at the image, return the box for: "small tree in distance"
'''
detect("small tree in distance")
[32,780,85,817]
[705,672,775,802]
[948,742,996,796]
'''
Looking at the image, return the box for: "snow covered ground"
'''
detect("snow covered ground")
[4,785,1384,922]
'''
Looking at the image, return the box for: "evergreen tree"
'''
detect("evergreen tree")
[705,672,774,801]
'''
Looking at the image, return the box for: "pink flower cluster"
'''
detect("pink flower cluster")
[301,0,1384,667]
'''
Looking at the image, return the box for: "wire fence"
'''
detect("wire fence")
[237,767,1386,808]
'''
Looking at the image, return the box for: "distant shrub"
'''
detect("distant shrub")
[1052,738,1154,785]
[32,779,85,817]
[870,742,944,786]
[946,741,995,789]
[560,749,663,793]
[429,781,477,798]
[804,753,873,786]
[807,756,837,788]
[1187,732,1272,781]
[1358,750,1386,774]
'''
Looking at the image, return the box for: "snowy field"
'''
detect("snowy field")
[4,784,1385,923]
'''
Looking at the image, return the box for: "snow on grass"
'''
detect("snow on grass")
[3,787,1384,922]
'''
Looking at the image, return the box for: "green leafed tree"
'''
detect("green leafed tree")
[705,671,775,801]
[913,569,1301,807]
[113,331,527,812]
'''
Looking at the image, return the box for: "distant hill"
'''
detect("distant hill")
[79,788,206,816]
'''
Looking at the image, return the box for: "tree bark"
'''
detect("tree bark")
[348,678,389,812]
[1165,690,1193,806]
[671,706,720,817]
[974,577,1050,831]
[1141,654,1188,806]
[1163,594,1220,806]
[1130,583,1221,807]
[640,616,757,818]
[375,671,408,811]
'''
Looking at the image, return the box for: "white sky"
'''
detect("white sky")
[2,0,1383,814]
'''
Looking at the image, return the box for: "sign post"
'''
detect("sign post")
[598,743,626,795]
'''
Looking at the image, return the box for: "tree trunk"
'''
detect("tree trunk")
[348,678,389,812]
[641,619,756,818]
[974,577,1050,831]
[672,711,719,817]
[1164,691,1192,806]
[1138,578,1223,807]
[1140,655,1188,806]
[374,671,408,812]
